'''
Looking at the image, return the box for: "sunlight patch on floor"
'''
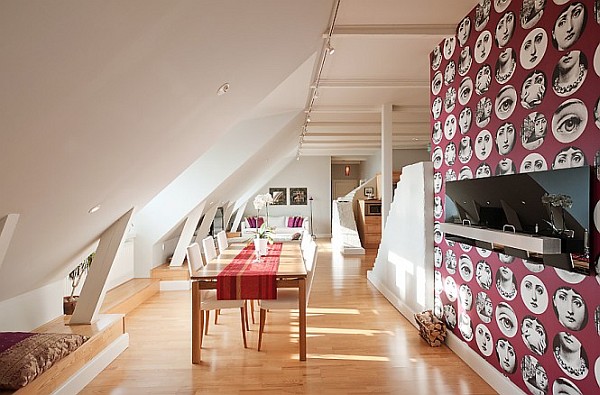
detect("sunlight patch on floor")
[309,353,390,362]
[307,307,360,315]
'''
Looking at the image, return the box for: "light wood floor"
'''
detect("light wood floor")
[82,240,496,394]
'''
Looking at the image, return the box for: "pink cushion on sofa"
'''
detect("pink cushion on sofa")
[247,217,256,228]
[256,217,264,227]
[295,217,304,227]
[287,217,296,227]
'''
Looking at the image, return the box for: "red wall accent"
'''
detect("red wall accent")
[431,1,600,393]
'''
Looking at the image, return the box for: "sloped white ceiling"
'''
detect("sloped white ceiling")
[0,0,333,302]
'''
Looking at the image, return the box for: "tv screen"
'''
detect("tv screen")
[445,166,591,239]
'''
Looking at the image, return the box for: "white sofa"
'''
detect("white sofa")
[241,216,309,240]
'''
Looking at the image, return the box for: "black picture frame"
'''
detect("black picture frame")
[289,187,308,205]
[364,186,374,196]
[269,187,287,205]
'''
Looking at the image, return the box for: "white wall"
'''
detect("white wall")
[392,149,430,171]
[0,280,64,331]
[360,149,429,181]
[367,162,434,319]
[243,156,332,237]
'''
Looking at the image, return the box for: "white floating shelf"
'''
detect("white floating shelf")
[439,223,562,255]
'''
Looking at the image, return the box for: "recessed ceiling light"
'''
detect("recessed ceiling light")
[88,205,101,214]
[412,138,419,141]
[217,83,230,96]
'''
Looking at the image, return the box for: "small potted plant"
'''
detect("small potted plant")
[63,252,95,315]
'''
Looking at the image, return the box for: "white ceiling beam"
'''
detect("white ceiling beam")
[308,105,430,114]
[313,79,428,89]
[329,24,456,36]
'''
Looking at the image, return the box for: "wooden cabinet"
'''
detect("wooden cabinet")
[356,200,382,249]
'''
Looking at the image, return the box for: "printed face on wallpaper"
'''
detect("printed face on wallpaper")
[521,112,548,150]
[496,338,517,373]
[552,146,586,169]
[553,2,587,50]
[552,377,584,395]
[520,275,548,314]
[520,28,548,69]
[553,50,588,97]
[553,332,589,380]
[476,323,494,356]
[552,286,588,331]
[457,16,472,46]
[520,152,548,172]
[520,0,546,29]
[522,355,548,394]
[443,304,457,328]
[476,291,493,323]
[520,70,546,109]
[495,85,517,119]
[495,11,516,47]
[521,315,548,355]
[496,302,518,337]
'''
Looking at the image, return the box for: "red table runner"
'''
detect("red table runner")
[216,242,283,300]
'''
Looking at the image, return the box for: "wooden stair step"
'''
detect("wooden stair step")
[100,278,160,315]
[150,261,190,281]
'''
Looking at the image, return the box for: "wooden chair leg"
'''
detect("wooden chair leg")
[240,307,247,349]
[199,309,205,348]
[244,301,250,331]
[250,300,255,324]
[204,310,210,335]
[215,309,220,325]
[258,308,267,351]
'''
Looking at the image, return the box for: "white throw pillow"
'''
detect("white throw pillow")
[269,216,285,228]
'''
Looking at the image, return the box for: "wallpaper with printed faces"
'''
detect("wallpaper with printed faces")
[430,0,600,394]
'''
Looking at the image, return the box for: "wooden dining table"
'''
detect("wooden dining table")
[190,241,307,363]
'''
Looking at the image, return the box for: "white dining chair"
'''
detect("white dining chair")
[300,229,311,253]
[216,230,229,254]
[186,243,247,348]
[202,236,218,262]
[257,240,318,351]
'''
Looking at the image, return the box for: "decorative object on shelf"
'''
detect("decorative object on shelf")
[269,188,287,205]
[541,193,573,235]
[364,186,374,199]
[290,187,308,205]
[63,252,95,315]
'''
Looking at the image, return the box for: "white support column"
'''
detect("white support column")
[222,201,234,231]
[193,204,219,244]
[231,201,248,233]
[381,103,393,230]
[0,214,19,271]
[169,201,206,267]
[70,208,134,325]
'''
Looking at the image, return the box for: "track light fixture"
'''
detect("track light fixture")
[296,0,339,158]
[326,40,335,55]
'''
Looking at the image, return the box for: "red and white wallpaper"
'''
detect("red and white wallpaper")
[430,0,600,393]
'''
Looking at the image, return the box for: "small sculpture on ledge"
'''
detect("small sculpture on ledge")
[541,193,573,237]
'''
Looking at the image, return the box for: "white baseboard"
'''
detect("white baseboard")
[368,269,525,395]
[160,280,190,291]
[54,333,129,395]
[366,270,419,330]
[445,332,525,395]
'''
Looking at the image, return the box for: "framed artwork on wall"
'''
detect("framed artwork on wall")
[269,187,287,205]
[364,186,374,198]
[289,187,308,205]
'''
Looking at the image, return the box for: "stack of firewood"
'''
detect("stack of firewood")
[414,310,447,347]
